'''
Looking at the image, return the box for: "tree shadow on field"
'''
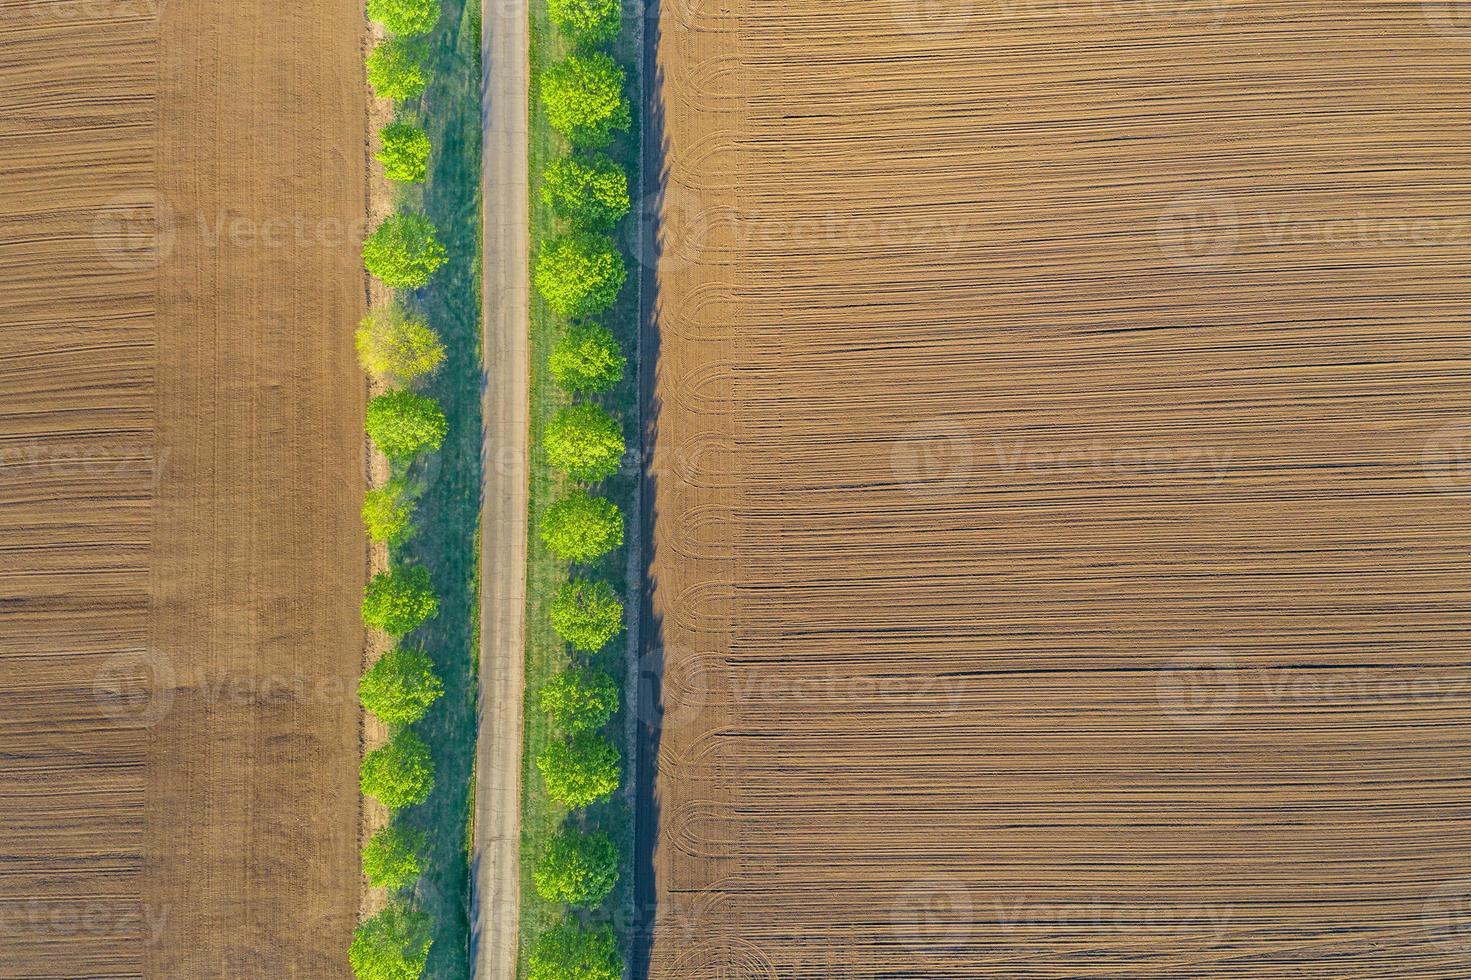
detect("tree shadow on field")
[393,2,484,978]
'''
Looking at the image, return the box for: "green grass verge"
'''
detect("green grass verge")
[519,3,644,975]
[382,2,484,977]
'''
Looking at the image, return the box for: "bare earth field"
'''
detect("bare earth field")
[0,1,366,977]
[640,1,1471,977]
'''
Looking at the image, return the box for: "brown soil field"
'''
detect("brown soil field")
[0,1,366,977]
[639,1,1471,977]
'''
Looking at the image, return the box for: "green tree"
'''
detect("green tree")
[549,579,624,652]
[527,922,621,980]
[376,122,433,184]
[363,212,447,288]
[545,404,624,482]
[356,305,445,385]
[537,732,621,808]
[534,232,626,318]
[366,38,428,102]
[550,322,625,394]
[539,490,624,563]
[539,667,619,733]
[547,0,621,46]
[541,155,630,230]
[361,728,436,809]
[363,478,417,547]
[361,823,427,891]
[367,0,441,36]
[348,900,432,980]
[539,53,630,148]
[360,646,445,726]
[366,390,448,460]
[533,828,620,907]
[362,565,439,637]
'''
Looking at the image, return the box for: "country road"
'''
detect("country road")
[469,0,529,974]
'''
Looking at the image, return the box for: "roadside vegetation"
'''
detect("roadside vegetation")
[351,0,483,977]
[522,0,640,971]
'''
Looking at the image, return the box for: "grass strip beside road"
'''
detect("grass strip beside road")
[391,2,484,976]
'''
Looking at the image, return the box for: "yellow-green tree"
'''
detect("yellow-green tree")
[356,305,445,386]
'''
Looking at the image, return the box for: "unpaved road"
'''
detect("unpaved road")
[470,0,530,975]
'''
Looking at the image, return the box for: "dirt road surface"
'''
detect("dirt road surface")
[471,0,530,975]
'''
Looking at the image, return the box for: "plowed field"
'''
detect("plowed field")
[0,1,366,977]
[640,1,1471,976]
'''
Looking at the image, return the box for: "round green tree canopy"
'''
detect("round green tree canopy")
[549,579,624,653]
[545,404,625,483]
[548,0,621,48]
[362,478,417,547]
[539,490,624,563]
[360,646,445,726]
[366,38,428,102]
[367,0,441,36]
[536,732,621,808]
[361,823,426,891]
[527,922,621,980]
[376,122,433,184]
[549,322,626,394]
[361,728,436,809]
[539,53,630,148]
[532,828,620,907]
[348,900,433,980]
[541,154,630,230]
[534,232,626,318]
[366,390,448,460]
[357,304,445,385]
[363,212,447,288]
[539,667,620,733]
[362,565,439,637]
